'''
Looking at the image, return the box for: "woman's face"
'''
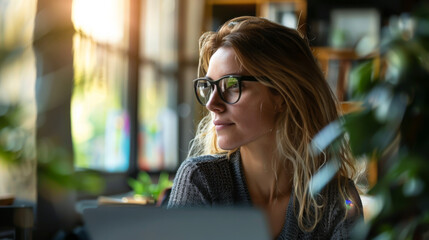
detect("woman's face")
[205,47,282,150]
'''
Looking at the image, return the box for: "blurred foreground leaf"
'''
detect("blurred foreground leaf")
[345,4,429,239]
[37,140,105,195]
[313,4,429,239]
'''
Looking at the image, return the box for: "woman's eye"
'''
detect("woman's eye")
[225,78,239,89]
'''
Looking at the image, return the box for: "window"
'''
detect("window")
[71,0,130,172]
[71,0,184,173]
[0,0,38,202]
[137,0,179,171]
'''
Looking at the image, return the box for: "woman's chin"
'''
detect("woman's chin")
[217,140,239,151]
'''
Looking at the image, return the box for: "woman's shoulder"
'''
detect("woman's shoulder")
[184,154,229,164]
[179,154,230,171]
[322,177,363,221]
[168,154,238,207]
[176,154,232,178]
[324,177,361,204]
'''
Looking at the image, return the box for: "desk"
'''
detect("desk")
[0,205,34,240]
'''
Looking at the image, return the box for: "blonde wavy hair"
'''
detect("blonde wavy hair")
[188,16,359,232]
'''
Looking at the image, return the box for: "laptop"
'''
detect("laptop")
[83,205,270,240]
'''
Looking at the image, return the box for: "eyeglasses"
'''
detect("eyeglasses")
[193,75,258,106]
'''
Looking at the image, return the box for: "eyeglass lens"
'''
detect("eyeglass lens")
[195,77,240,105]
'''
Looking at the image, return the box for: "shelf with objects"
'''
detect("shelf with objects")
[203,0,307,34]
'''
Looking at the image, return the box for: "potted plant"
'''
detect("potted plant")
[127,171,173,205]
[322,3,429,239]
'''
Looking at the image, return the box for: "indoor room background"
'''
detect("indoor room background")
[0,0,426,239]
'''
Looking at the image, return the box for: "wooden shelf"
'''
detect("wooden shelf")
[204,0,307,34]
[313,47,379,101]
[207,0,260,4]
[0,194,14,206]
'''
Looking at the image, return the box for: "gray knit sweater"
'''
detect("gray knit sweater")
[167,151,363,240]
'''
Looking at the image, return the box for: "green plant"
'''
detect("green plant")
[0,104,27,164]
[338,4,429,239]
[128,171,173,201]
[1,46,100,199]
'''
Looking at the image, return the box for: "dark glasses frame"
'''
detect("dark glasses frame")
[193,75,258,106]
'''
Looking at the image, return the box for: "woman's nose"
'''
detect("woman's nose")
[206,87,225,113]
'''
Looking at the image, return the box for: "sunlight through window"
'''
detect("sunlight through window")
[71,0,129,172]
[72,0,126,44]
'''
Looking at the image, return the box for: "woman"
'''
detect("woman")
[168,16,363,239]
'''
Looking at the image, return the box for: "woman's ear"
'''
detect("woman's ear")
[276,101,286,113]
[272,91,285,113]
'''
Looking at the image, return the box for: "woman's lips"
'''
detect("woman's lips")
[213,121,234,131]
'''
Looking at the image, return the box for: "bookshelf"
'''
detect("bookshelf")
[203,0,307,35]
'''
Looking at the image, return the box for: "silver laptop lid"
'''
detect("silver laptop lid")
[83,205,270,240]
